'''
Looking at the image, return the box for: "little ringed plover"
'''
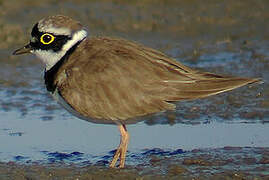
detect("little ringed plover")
[13,15,261,168]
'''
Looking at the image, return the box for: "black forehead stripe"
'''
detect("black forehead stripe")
[31,23,40,37]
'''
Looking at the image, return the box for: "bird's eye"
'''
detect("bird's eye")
[40,33,55,45]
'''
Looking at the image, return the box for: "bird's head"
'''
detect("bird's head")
[13,15,87,70]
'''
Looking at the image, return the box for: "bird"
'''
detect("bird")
[13,15,260,168]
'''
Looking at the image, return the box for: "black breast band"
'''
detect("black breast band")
[44,39,84,92]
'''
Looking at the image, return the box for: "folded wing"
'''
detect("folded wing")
[56,37,260,122]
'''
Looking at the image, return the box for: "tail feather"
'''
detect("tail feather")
[164,77,261,101]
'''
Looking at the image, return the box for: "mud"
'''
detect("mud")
[1,147,268,180]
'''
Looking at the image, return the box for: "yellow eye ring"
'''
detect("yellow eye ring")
[40,33,55,45]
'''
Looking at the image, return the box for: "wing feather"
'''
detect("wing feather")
[54,37,259,122]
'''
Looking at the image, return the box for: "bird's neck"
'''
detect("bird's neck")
[44,36,86,92]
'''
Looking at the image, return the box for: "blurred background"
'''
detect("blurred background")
[0,0,268,178]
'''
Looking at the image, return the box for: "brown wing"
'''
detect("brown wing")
[55,37,260,122]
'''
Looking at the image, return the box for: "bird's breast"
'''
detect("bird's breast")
[51,89,122,125]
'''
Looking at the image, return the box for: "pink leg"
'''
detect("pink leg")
[109,124,129,168]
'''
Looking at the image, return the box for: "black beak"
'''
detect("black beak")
[13,43,32,55]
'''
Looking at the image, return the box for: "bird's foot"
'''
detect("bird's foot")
[109,124,129,168]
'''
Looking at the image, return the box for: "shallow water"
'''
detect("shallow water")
[1,111,269,165]
[0,0,269,178]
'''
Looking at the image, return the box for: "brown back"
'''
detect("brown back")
[54,37,259,123]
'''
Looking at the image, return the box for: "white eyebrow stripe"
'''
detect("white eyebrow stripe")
[39,27,72,36]
[37,21,71,36]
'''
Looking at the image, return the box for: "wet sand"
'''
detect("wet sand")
[1,147,269,179]
[0,147,269,180]
[0,0,268,179]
